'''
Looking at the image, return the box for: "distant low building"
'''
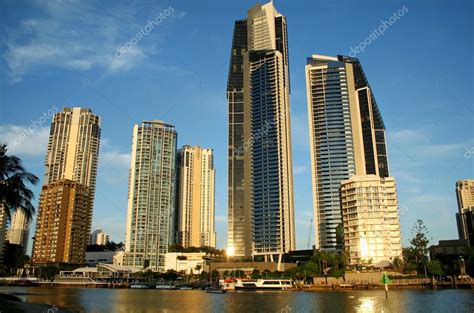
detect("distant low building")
[90,228,110,246]
[283,249,315,263]
[85,251,118,266]
[429,239,469,258]
[165,252,206,274]
[206,262,297,276]
[7,210,30,253]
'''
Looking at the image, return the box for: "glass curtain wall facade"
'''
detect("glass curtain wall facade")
[227,2,295,260]
[306,55,389,251]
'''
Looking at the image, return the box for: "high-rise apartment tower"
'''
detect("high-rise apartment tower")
[305,55,389,251]
[124,121,177,271]
[227,2,295,260]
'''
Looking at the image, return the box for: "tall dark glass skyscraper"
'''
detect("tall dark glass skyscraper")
[305,54,389,251]
[227,2,295,261]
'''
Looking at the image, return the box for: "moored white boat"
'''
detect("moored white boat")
[234,279,294,290]
[156,284,177,290]
[130,283,149,289]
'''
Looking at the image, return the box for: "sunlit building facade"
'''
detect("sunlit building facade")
[340,175,402,266]
[456,179,474,244]
[124,121,177,271]
[32,180,92,264]
[176,146,216,248]
[227,2,295,261]
[32,107,101,264]
[305,54,389,251]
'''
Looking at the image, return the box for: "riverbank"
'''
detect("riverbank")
[1,286,472,312]
[0,293,74,313]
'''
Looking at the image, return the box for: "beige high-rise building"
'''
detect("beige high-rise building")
[43,107,101,196]
[32,180,92,264]
[176,146,216,248]
[340,175,402,266]
[305,54,389,251]
[32,107,101,264]
[456,179,474,241]
[227,2,295,261]
[7,210,30,253]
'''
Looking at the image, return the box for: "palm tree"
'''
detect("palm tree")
[0,144,39,222]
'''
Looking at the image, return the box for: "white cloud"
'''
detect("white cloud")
[0,125,50,156]
[2,1,185,82]
[215,215,226,223]
[388,128,469,161]
[294,165,309,175]
[291,113,309,149]
[101,150,131,169]
[108,48,147,73]
[391,129,427,143]
[98,138,131,184]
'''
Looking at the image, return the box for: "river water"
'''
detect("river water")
[0,287,473,312]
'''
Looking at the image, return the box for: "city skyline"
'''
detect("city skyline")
[0,0,472,253]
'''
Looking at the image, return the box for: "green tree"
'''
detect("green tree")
[39,265,60,281]
[199,271,209,281]
[393,257,404,272]
[0,144,39,221]
[211,270,220,280]
[251,269,261,279]
[3,243,29,274]
[408,219,431,272]
[426,260,443,277]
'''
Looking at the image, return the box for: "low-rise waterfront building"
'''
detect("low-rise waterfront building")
[164,252,206,274]
[57,263,140,283]
[429,239,470,258]
[206,262,297,276]
[340,175,402,266]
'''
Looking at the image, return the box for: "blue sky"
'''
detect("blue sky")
[0,0,472,254]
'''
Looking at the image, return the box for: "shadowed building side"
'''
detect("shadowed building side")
[227,2,295,262]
